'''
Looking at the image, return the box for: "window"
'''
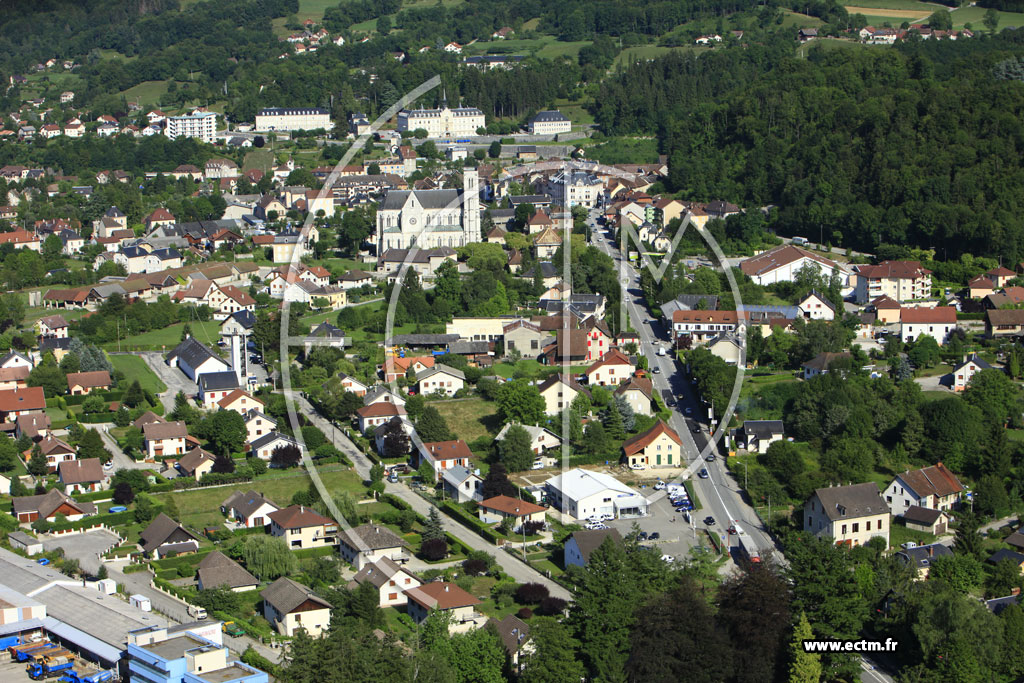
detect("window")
[852,523,859,533]
[388,592,398,601]
[841,524,847,535]
[866,521,871,531]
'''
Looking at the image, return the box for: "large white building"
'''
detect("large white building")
[545,170,603,208]
[544,468,649,521]
[740,244,851,289]
[397,103,485,138]
[376,171,481,251]
[529,110,571,135]
[165,110,217,143]
[255,107,331,132]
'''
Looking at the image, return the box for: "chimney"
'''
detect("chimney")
[300,505,304,513]
[927,546,933,557]
[444,585,449,592]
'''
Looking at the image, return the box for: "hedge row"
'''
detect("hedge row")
[151,549,212,572]
[47,509,136,532]
[380,493,411,512]
[123,563,149,574]
[439,501,503,544]
[79,414,116,424]
[293,546,337,560]
[64,391,125,406]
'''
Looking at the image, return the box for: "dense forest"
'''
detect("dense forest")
[592,31,1024,261]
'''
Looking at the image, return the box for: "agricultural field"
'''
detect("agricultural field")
[119,80,171,107]
[108,355,167,394]
[242,149,276,173]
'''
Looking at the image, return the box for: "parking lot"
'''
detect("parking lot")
[605,488,706,564]
[42,530,120,576]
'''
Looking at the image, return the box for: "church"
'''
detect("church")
[375,171,481,252]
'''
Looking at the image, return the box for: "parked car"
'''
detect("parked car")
[661,554,675,563]
[638,531,649,541]
[653,482,666,491]
[648,532,660,541]
[630,463,646,471]
[704,516,716,526]
[698,469,709,479]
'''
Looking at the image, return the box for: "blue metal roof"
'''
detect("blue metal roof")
[43,617,123,665]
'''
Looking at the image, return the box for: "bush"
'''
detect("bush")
[421,537,448,561]
[462,558,489,576]
[536,596,568,616]
[514,582,549,605]
[516,607,533,620]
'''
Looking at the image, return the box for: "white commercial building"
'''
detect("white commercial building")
[528,110,571,135]
[255,107,331,132]
[165,110,217,143]
[544,468,649,521]
[397,103,485,138]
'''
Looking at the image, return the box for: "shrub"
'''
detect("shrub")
[421,537,448,561]
[514,582,549,605]
[516,607,533,620]
[462,558,488,576]
[491,581,517,608]
[536,596,568,616]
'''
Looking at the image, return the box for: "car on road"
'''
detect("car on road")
[692,425,701,433]
[652,367,660,374]
[698,469,709,479]
[705,454,715,462]
[103,461,113,470]
[704,516,716,526]
[727,526,737,535]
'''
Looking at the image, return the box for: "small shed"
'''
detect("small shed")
[901,505,948,535]
[8,531,43,556]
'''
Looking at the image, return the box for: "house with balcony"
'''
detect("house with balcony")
[853,261,932,303]
[671,310,739,345]
[899,306,957,344]
[338,523,408,570]
[268,505,337,550]
[404,582,483,634]
[885,463,964,517]
[221,490,279,528]
[144,421,188,459]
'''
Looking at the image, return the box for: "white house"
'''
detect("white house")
[416,364,465,396]
[544,468,649,521]
[797,291,836,321]
[165,337,230,381]
[251,432,302,462]
[950,353,993,392]
[564,528,623,568]
[221,489,280,528]
[419,439,472,476]
[348,557,422,608]
[885,463,964,518]
[900,307,957,345]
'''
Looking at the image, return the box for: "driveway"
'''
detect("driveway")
[97,424,151,471]
[141,352,197,411]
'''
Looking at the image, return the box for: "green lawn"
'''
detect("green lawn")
[432,399,501,443]
[780,10,825,28]
[102,321,224,352]
[160,466,365,530]
[840,0,937,9]
[242,149,276,173]
[108,355,167,393]
[536,40,591,59]
[949,5,1024,29]
[119,80,171,107]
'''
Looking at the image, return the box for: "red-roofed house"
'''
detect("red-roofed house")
[987,266,1016,289]
[144,208,176,231]
[269,504,337,549]
[899,306,957,344]
[66,370,111,395]
[0,387,46,422]
[356,402,406,432]
[404,582,482,633]
[217,390,264,415]
[477,495,546,527]
[419,440,472,476]
[622,420,682,468]
[585,348,635,387]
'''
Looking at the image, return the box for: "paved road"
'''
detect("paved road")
[590,210,778,562]
[594,211,895,682]
[288,392,571,600]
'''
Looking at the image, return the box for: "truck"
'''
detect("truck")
[11,642,58,661]
[27,648,73,664]
[791,236,808,246]
[58,669,115,683]
[186,604,207,620]
[28,654,76,680]
[222,621,245,637]
[735,525,761,564]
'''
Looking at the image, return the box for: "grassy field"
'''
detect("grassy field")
[160,466,365,529]
[102,321,224,352]
[536,40,591,59]
[119,80,170,107]
[951,5,1024,28]
[613,45,688,67]
[108,355,167,393]
[242,149,276,173]
[431,399,500,443]
[779,10,825,28]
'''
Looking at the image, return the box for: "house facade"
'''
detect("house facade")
[803,483,890,547]
[885,463,964,517]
